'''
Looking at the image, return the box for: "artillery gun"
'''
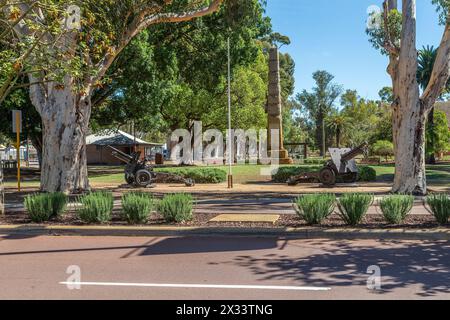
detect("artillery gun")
[287,142,368,186]
[107,146,194,188]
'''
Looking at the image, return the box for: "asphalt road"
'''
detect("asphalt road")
[0,235,448,300]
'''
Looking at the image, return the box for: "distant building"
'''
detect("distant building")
[86,130,164,165]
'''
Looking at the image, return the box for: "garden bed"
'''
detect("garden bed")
[0,209,447,230]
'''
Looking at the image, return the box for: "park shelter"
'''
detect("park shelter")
[86,130,163,165]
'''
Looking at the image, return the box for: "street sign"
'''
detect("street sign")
[12,110,22,133]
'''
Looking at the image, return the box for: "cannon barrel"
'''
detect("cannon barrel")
[341,142,368,162]
[107,145,133,164]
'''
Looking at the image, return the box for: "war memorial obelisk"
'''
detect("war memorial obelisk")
[266,47,293,165]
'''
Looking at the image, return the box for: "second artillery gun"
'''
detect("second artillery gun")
[107,145,194,188]
[287,142,368,186]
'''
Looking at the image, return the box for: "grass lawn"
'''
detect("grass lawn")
[3,163,449,188]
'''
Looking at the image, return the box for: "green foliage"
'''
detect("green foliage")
[158,168,227,184]
[121,192,154,224]
[296,71,343,155]
[337,193,373,226]
[372,140,394,161]
[358,166,377,182]
[380,195,414,224]
[77,191,113,224]
[426,193,450,224]
[304,159,327,165]
[366,8,402,56]
[24,192,68,222]
[91,0,271,136]
[340,90,385,146]
[272,166,320,182]
[158,193,194,223]
[293,194,336,225]
[432,0,450,25]
[427,110,450,156]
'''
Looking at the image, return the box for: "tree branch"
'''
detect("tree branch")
[90,0,223,91]
[421,19,450,110]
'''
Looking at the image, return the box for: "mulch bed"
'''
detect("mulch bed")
[0,207,447,230]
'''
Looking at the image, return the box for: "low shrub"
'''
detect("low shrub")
[156,168,227,184]
[304,158,327,165]
[293,194,336,225]
[358,166,377,182]
[426,194,450,224]
[338,193,373,226]
[158,193,194,223]
[380,194,414,224]
[77,191,113,223]
[121,192,154,224]
[272,166,320,183]
[24,192,68,222]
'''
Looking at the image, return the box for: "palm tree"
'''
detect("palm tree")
[326,113,351,148]
[417,46,444,164]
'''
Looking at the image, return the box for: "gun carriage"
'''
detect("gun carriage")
[107,145,194,188]
[287,142,368,186]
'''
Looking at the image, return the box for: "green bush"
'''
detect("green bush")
[358,166,377,182]
[426,194,450,224]
[337,193,373,226]
[121,192,154,224]
[24,192,68,222]
[372,140,394,162]
[380,195,414,224]
[304,158,327,165]
[157,168,226,184]
[158,193,194,223]
[77,191,113,223]
[272,166,320,182]
[293,194,336,225]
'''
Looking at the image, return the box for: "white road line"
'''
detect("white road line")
[59,282,331,291]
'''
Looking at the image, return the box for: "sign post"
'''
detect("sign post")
[12,110,22,192]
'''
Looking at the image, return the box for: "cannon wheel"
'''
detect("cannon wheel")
[184,178,195,187]
[342,172,358,183]
[319,167,336,186]
[135,169,153,187]
[125,173,135,185]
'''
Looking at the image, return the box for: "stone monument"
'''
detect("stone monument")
[265,47,293,164]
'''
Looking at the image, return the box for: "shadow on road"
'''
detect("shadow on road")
[230,239,450,297]
[139,237,278,256]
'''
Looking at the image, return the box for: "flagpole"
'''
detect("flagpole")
[227,37,233,189]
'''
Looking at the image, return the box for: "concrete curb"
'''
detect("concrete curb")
[0,224,449,240]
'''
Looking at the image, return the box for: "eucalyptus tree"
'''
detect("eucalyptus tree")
[367,0,450,195]
[296,71,342,156]
[3,0,224,192]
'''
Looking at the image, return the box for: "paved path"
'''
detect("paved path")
[0,235,448,300]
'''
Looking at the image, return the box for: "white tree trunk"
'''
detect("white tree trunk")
[386,0,431,195]
[392,99,427,194]
[31,80,91,193]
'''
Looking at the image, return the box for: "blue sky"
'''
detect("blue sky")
[266,0,444,100]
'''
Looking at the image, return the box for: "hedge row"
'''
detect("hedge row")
[294,193,449,226]
[24,191,195,224]
[156,168,227,184]
[272,166,377,183]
